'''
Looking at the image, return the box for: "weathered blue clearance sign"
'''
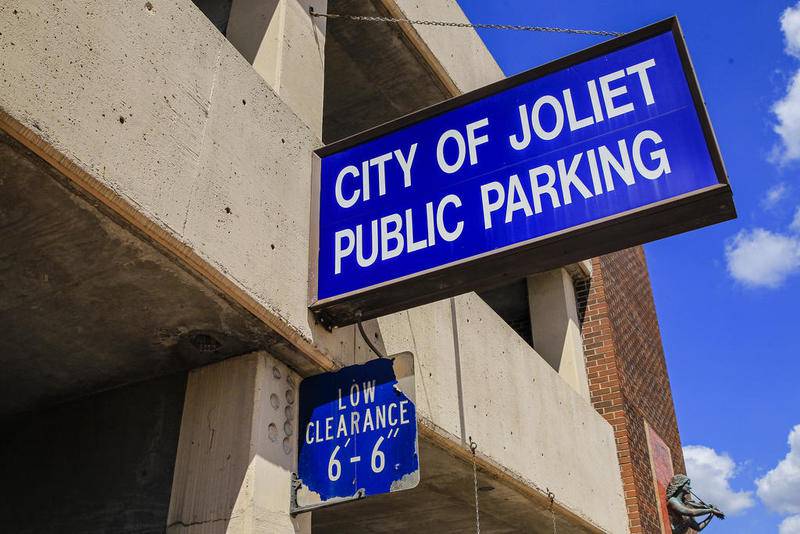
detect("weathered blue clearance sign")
[294,353,418,511]
[310,17,735,327]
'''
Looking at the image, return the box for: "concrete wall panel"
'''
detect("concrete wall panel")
[454,294,628,533]
[378,295,629,534]
[0,1,225,233]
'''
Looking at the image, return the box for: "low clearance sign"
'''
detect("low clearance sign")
[310,18,735,326]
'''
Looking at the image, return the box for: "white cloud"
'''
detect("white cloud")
[772,3,800,164]
[725,7,800,286]
[764,183,790,209]
[781,516,800,534]
[757,424,800,515]
[783,3,800,58]
[791,207,800,232]
[772,73,800,164]
[725,228,800,287]
[683,445,755,516]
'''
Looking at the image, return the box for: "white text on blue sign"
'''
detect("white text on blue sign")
[317,31,718,300]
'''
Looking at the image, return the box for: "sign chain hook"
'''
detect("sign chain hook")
[469,436,481,534]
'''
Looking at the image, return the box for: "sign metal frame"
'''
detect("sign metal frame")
[309,17,735,328]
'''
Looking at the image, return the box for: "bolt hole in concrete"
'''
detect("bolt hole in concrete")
[285,389,295,404]
[272,366,281,379]
[270,393,280,410]
[282,437,292,454]
[268,423,278,442]
[284,406,292,419]
[284,421,293,436]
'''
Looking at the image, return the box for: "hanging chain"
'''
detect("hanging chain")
[309,8,622,37]
[469,437,481,534]
[547,489,558,534]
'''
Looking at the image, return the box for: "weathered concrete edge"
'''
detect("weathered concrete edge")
[0,111,612,532]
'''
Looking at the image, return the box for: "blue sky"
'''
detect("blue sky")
[457,1,800,532]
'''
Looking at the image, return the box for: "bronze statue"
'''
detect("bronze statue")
[666,474,725,533]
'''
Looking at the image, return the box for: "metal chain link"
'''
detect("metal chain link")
[309,9,622,37]
[469,437,481,534]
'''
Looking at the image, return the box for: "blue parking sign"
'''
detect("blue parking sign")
[294,353,419,510]
[310,17,735,327]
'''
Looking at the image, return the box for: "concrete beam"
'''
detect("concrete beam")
[167,351,309,533]
[528,269,592,400]
[226,0,327,134]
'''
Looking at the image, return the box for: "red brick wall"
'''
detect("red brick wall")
[576,247,686,534]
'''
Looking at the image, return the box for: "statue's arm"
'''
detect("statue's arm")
[691,514,715,531]
[667,497,714,517]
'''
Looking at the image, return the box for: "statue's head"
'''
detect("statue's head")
[666,474,692,501]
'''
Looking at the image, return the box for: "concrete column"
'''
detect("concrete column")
[226,0,327,135]
[167,351,309,533]
[528,269,591,400]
